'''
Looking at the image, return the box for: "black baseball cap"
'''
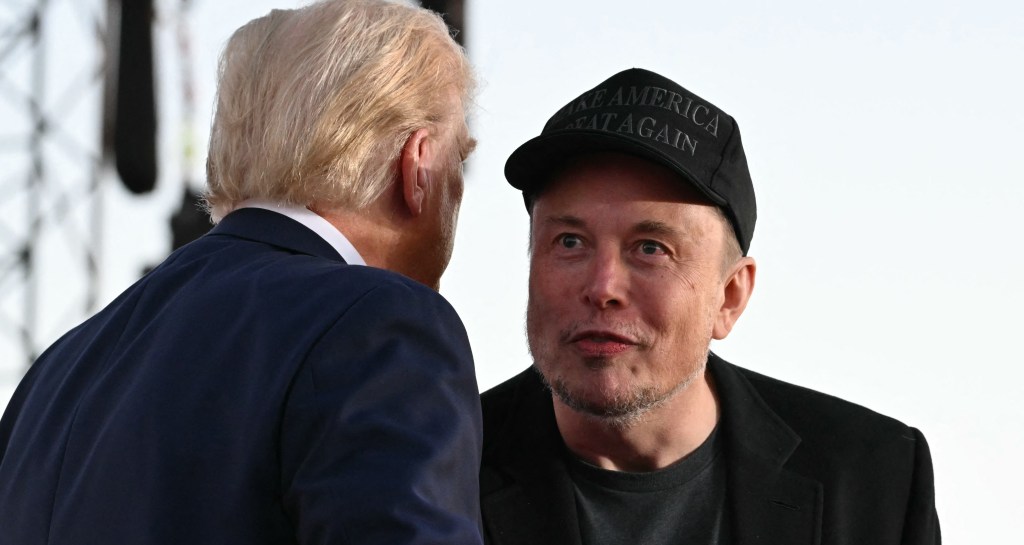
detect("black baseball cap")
[505,68,756,255]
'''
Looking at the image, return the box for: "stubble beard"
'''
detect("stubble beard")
[527,307,713,431]
[536,356,708,431]
[524,292,716,430]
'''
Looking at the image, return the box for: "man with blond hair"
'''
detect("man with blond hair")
[0,1,482,544]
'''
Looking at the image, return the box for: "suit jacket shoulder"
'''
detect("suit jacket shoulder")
[729,362,916,462]
[711,356,940,545]
[479,356,939,545]
[0,208,483,545]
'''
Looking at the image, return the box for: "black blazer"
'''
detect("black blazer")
[480,353,939,545]
[0,208,484,545]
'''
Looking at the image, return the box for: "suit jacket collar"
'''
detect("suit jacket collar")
[208,208,345,263]
[481,355,823,545]
[710,353,823,545]
[481,368,582,545]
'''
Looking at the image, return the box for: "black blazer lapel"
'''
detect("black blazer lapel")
[728,455,823,545]
[209,208,345,262]
[483,359,825,545]
[481,370,582,545]
[482,476,579,545]
[710,354,822,545]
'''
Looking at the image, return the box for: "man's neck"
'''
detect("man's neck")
[310,199,442,291]
[316,208,398,269]
[553,371,720,472]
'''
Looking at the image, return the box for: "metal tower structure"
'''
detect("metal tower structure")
[0,0,105,372]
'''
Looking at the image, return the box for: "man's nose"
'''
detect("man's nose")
[581,248,628,310]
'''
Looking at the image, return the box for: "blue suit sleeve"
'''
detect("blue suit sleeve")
[279,278,483,545]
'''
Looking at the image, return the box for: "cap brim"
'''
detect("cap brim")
[504,130,727,207]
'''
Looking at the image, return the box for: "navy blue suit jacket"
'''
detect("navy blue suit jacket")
[0,208,483,545]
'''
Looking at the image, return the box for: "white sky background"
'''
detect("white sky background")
[1,0,1021,541]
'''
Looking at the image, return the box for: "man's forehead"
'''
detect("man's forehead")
[532,192,717,228]
[541,213,679,232]
[533,204,715,243]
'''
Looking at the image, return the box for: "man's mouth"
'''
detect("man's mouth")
[569,330,637,357]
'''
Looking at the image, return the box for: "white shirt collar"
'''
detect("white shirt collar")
[234,199,366,266]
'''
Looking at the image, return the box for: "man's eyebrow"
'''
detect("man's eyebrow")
[541,215,587,229]
[633,220,680,237]
[462,136,478,159]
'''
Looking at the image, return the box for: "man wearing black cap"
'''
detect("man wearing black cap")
[479,68,939,544]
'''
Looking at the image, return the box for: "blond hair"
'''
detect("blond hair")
[205,0,473,220]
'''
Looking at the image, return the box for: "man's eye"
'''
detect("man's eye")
[559,235,582,249]
[639,241,665,255]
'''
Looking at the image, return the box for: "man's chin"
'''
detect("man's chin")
[547,376,664,422]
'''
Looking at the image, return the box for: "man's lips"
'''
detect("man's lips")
[569,330,637,357]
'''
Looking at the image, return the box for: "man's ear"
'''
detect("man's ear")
[399,128,434,217]
[713,257,756,340]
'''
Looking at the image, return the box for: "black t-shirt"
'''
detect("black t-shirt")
[566,425,729,545]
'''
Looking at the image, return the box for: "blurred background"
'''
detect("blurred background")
[1,0,1021,540]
